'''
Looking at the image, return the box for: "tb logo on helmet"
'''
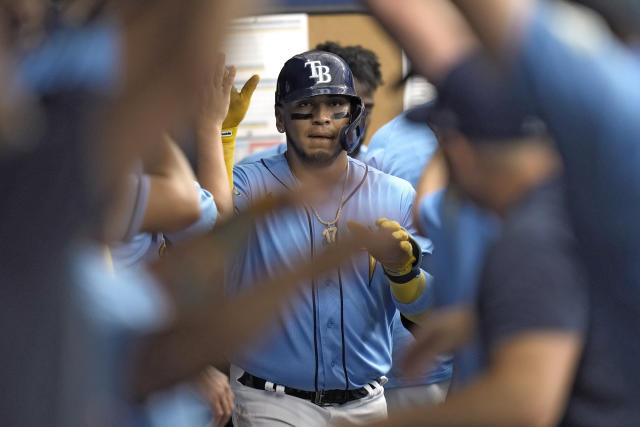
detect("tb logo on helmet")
[304,60,332,84]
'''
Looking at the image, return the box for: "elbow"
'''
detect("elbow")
[171,184,202,230]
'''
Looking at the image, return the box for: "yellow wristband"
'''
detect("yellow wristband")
[222,127,237,191]
[221,127,238,144]
[389,272,426,304]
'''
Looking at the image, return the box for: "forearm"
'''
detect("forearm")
[197,126,233,221]
[382,331,582,427]
[141,136,201,233]
[364,0,477,82]
[131,231,361,400]
[385,372,547,427]
[451,0,534,59]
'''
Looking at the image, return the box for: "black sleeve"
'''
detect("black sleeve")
[478,227,589,352]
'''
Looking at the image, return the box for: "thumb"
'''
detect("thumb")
[241,74,260,100]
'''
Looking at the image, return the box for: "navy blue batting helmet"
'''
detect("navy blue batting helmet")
[275,50,366,153]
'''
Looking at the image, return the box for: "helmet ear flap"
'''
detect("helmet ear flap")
[339,100,366,153]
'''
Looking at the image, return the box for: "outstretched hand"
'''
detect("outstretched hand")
[403,305,476,378]
[347,218,416,273]
[198,52,237,133]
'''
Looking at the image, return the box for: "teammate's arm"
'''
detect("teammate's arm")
[141,135,201,234]
[359,331,583,427]
[363,0,478,83]
[196,53,234,221]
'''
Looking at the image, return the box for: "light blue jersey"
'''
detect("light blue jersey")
[418,189,499,385]
[230,154,433,391]
[239,143,287,165]
[364,108,438,188]
[239,142,367,166]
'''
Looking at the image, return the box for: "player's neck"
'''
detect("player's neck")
[287,150,349,186]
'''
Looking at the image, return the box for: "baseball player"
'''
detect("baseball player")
[227,51,434,426]
[238,41,382,165]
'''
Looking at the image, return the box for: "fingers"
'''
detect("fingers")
[214,52,227,87]
[221,386,234,425]
[377,218,405,236]
[402,307,474,377]
[392,229,409,241]
[375,217,390,227]
[399,240,415,260]
[223,65,237,94]
[240,74,260,99]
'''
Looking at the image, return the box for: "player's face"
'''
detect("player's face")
[277,95,351,166]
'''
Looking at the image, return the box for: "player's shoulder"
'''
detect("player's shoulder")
[234,152,284,180]
[358,157,415,194]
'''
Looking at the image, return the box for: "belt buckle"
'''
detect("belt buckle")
[313,390,327,406]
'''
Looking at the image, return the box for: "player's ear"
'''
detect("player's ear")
[275,104,285,133]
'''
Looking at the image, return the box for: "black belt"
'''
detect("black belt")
[238,372,380,406]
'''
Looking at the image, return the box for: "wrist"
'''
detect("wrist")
[221,126,238,145]
[383,236,423,283]
[197,120,223,138]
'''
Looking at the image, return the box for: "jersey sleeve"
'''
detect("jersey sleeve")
[164,182,218,242]
[119,172,151,242]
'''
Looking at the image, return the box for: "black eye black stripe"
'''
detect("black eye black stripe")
[290,112,350,120]
[290,113,313,120]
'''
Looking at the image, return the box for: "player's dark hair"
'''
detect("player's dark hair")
[314,41,384,92]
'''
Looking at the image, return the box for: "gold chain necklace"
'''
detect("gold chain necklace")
[310,162,350,244]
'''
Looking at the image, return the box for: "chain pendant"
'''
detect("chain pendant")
[322,225,338,244]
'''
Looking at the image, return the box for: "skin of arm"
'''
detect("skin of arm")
[358,331,583,427]
[140,134,201,234]
[451,0,535,59]
[363,0,478,83]
[413,147,448,235]
[129,226,365,400]
[195,53,235,221]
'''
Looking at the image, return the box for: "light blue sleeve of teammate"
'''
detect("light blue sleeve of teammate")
[120,172,151,242]
[516,4,640,248]
[164,182,217,242]
[110,173,155,269]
